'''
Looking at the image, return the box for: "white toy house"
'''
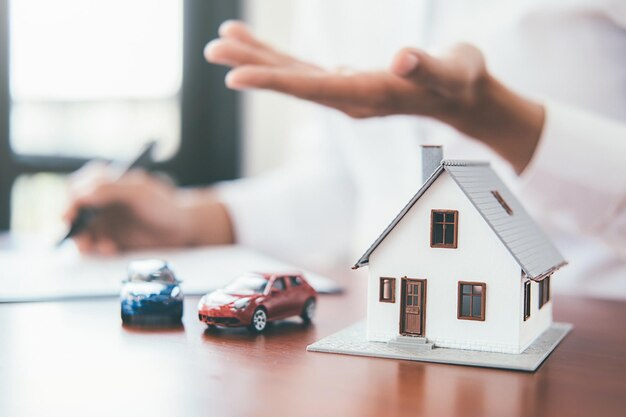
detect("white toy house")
[352,146,567,354]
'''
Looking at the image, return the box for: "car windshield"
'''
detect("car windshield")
[128,260,177,284]
[130,271,176,284]
[224,274,268,295]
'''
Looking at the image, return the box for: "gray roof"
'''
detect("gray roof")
[353,160,566,280]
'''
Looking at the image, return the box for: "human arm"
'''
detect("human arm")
[64,119,355,264]
[63,164,234,254]
[206,20,626,252]
[519,102,626,254]
[205,21,544,173]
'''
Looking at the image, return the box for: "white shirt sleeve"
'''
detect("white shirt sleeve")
[214,116,356,270]
[519,101,626,256]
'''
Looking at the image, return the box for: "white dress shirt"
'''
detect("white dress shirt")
[218,0,626,299]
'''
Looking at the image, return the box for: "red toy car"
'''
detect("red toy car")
[198,272,318,332]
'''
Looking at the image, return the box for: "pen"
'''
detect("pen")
[57,141,157,246]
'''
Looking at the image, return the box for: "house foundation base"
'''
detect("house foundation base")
[306,321,572,372]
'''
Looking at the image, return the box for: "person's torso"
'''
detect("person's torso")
[292,0,626,242]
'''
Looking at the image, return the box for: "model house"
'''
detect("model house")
[352,146,567,354]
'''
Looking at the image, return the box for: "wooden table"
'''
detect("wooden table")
[0,272,624,417]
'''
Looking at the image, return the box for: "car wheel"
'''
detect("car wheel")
[301,298,316,323]
[249,308,268,333]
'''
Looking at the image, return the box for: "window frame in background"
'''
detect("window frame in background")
[0,0,241,230]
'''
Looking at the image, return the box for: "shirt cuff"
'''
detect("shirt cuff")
[213,169,356,269]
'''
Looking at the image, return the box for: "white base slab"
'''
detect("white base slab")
[307,321,572,372]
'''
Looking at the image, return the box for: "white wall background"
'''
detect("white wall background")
[242,0,306,176]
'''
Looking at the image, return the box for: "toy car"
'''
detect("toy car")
[121,260,183,324]
[198,272,317,332]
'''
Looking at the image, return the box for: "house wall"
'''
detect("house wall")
[366,171,524,353]
[519,276,553,351]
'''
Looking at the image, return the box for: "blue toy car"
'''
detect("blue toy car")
[121,260,183,325]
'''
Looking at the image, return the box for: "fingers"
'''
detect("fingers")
[64,170,155,245]
[391,48,453,90]
[207,20,314,71]
[73,233,95,253]
[218,20,269,50]
[390,44,485,95]
[226,66,342,99]
[73,233,119,256]
[95,237,119,256]
[205,38,290,67]
[390,50,420,77]
[64,161,108,230]
[226,66,404,107]
[64,165,174,254]
[225,66,410,118]
[70,170,153,209]
[70,203,138,255]
[227,66,359,109]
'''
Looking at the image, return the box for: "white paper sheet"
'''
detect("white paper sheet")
[0,245,342,302]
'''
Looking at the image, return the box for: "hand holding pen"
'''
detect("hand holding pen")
[59,141,157,246]
[61,142,192,254]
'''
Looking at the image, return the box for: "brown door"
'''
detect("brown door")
[400,278,426,336]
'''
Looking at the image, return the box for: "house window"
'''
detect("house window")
[379,278,396,303]
[431,210,458,248]
[491,190,514,215]
[458,282,486,321]
[538,276,551,309]
[524,281,531,321]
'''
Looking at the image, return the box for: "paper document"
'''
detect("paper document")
[0,245,342,302]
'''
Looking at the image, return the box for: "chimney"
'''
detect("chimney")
[421,145,443,184]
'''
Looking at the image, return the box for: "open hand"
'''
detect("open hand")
[205,20,545,173]
[205,20,487,121]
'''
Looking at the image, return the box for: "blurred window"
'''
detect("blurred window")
[0,0,241,233]
[10,0,182,160]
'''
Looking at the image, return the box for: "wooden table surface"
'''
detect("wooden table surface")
[0,271,624,417]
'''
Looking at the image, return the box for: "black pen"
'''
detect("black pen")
[57,141,157,246]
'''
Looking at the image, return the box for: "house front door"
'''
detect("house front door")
[400,278,426,336]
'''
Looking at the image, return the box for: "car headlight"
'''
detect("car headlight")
[232,298,251,311]
[170,286,181,299]
[198,295,208,309]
